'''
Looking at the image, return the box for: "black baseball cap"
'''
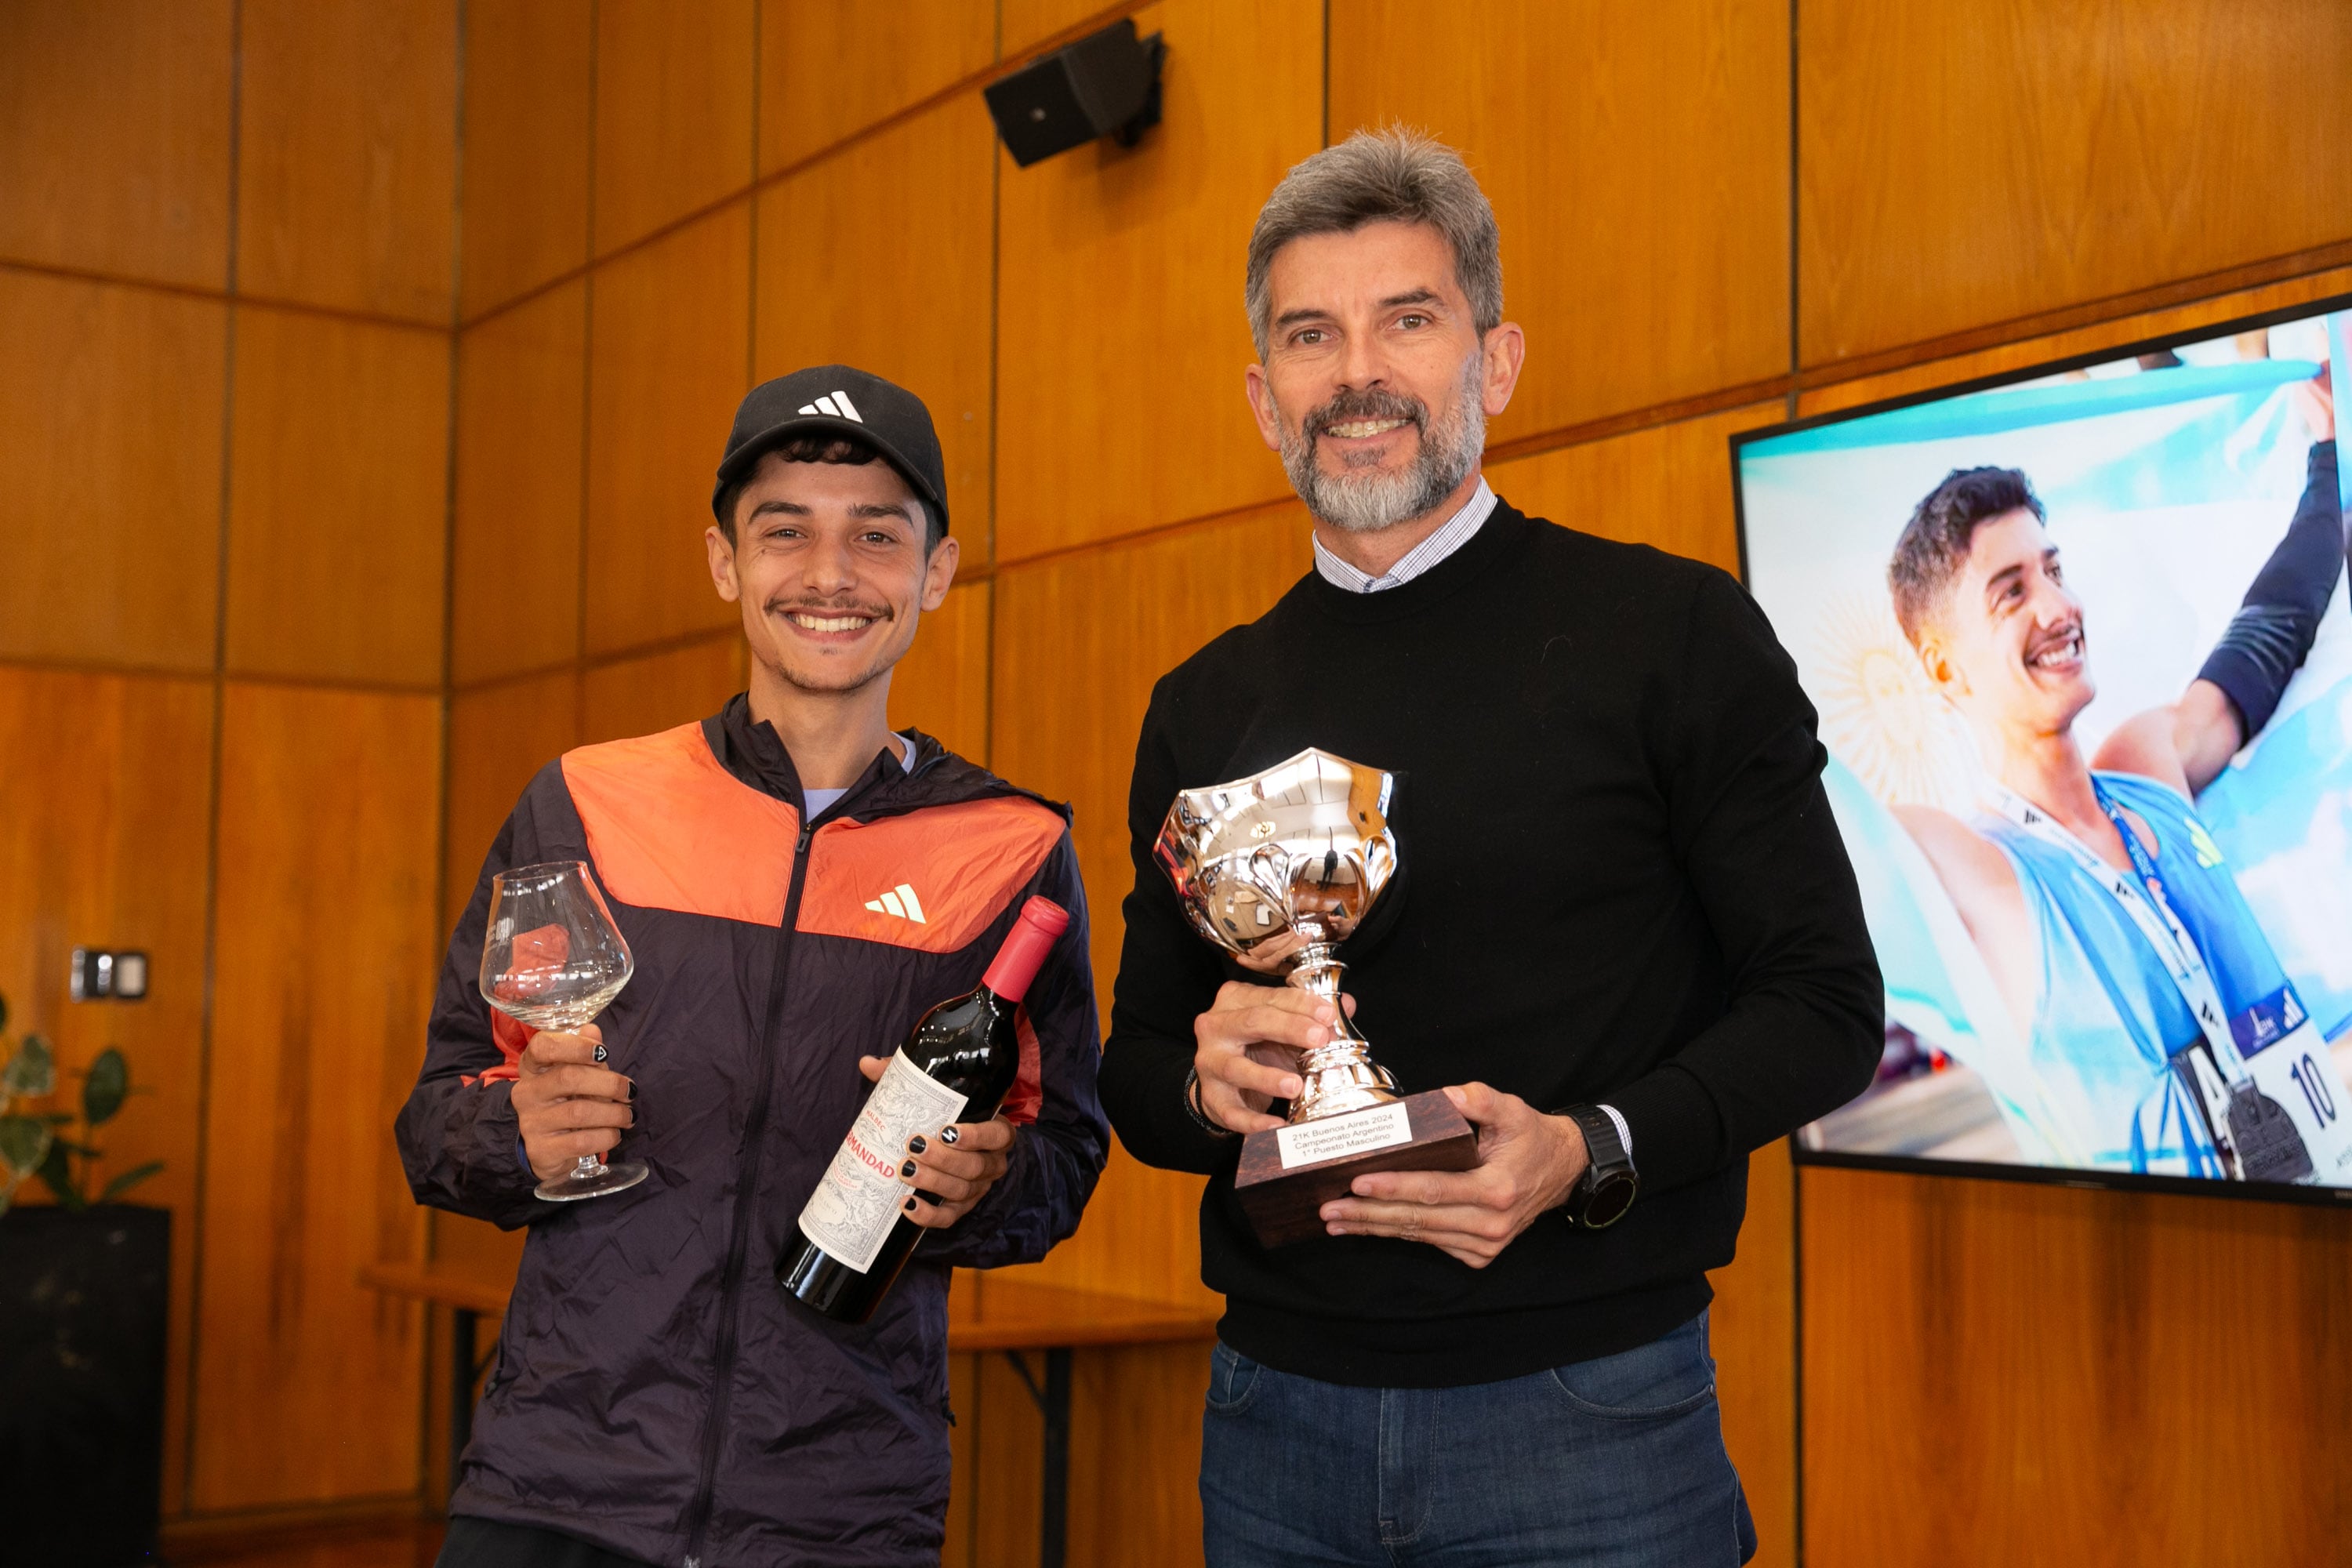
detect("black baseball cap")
[712,365,950,535]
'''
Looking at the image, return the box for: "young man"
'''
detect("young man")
[1886,415,2347,1178]
[1099,131,1883,1565]
[397,366,1107,1568]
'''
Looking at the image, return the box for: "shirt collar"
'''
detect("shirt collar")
[713,693,919,807]
[1311,478,1497,593]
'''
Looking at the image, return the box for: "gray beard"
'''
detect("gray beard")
[1276,354,1486,535]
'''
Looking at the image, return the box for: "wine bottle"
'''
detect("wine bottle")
[780,895,1071,1323]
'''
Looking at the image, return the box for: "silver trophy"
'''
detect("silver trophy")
[1154,746,1405,1122]
[1156,746,1475,1247]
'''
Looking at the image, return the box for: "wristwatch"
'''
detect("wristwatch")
[1554,1103,1639,1228]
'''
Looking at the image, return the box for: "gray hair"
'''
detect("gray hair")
[1244,128,1503,358]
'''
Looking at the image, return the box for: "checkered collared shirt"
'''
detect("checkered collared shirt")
[1311,478,1498,593]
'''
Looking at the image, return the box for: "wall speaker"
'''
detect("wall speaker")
[985,19,1165,168]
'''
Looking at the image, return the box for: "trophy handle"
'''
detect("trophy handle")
[1284,945,1400,1120]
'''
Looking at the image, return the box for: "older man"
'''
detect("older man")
[1098,130,1883,1565]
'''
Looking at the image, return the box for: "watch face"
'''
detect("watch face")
[1582,1173,1638,1229]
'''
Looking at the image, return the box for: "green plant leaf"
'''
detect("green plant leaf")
[98,1160,165,1203]
[0,1114,52,1180]
[83,1047,128,1127]
[35,1138,82,1210]
[2,1033,55,1099]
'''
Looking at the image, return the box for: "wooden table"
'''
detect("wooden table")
[361,1262,1220,1568]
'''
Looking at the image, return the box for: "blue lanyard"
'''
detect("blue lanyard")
[2089,779,2240,1064]
[2090,779,2177,923]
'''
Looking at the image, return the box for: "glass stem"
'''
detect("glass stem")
[572,1155,603,1180]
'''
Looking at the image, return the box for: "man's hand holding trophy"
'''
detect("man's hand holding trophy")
[1155,747,1481,1247]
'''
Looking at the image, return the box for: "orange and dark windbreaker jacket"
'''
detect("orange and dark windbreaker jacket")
[396,695,1108,1567]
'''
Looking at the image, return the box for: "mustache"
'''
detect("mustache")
[1305,387,1427,439]
[765,597,893,620]
[2024,618,2082,657]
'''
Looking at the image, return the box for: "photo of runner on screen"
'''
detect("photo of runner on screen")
[1879,373,2350,1180]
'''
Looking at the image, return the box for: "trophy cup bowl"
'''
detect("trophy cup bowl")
[1156,747,1477,1247]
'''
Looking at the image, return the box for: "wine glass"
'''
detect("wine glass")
[479,861,648,1202]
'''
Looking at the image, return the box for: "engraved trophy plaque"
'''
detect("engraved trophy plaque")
[1156,747,1477,1247]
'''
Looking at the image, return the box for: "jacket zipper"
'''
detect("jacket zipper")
[673,752,1064,1563]
[681,817,815,1567]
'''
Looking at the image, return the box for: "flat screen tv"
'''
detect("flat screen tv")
[1733,295,2352,1203]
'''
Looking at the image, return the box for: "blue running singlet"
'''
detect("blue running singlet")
[1980,771,2296,1175]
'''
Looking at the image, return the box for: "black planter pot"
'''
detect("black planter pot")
[0,1204,169,1566]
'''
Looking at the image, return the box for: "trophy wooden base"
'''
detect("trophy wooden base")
[1233,1088,1479,1249]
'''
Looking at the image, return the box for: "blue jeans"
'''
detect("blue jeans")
[1200,1311,1755,1567]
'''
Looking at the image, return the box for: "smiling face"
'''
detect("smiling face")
[1243,220,1520,533]
[704,451,956,698]
[1915,509,2094,748]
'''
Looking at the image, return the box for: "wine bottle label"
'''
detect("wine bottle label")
[797,1051,971,1274]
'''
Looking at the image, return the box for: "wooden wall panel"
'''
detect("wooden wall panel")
[1329,0,1790,441]
[591,0,756,257]
[1798,264,2352,422]
[0,270,226,672]
[1000,0,1134,58]
[753,96,996,550]
[0,668,216,1516]
[192,682,441,1510]
[0,0,234,289]
[1802,1168,2352,1566]
[968,1343,1208,1568]
[444,667,583,931]
[888,581,991,767]
[1064,1343,1208,1568]
[1483,402,1781,577]
[757,0,995,173]
[971,1349,1046,1568]
[991,501,1311,1065]
[454,281,587,684]
[994,0,1319,562]
[460,0,593,317]
[223,308,449,688]
[584,204,751,655]
[944,1350,978,1568]
[237,0,459,322]
[582,637,746,745]
[1799,0,2352,368]
[1708,1148,1795,1568]
[991,500,1312,1305]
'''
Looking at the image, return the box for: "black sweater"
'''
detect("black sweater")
[1098,500,1883,1387]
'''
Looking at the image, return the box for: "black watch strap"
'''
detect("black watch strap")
[1183,1065,1239,1139]
[1555,1102,1639,1228]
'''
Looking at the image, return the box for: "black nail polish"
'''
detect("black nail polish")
[939,1127,960,1145]
[908,1135,927,1154]
[592,1043,608,1063]
[904,1197,917,1212]
[901,1160,918,1178]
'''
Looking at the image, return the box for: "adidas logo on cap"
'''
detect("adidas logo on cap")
[864,883,926,924]
[797,389,865,423]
